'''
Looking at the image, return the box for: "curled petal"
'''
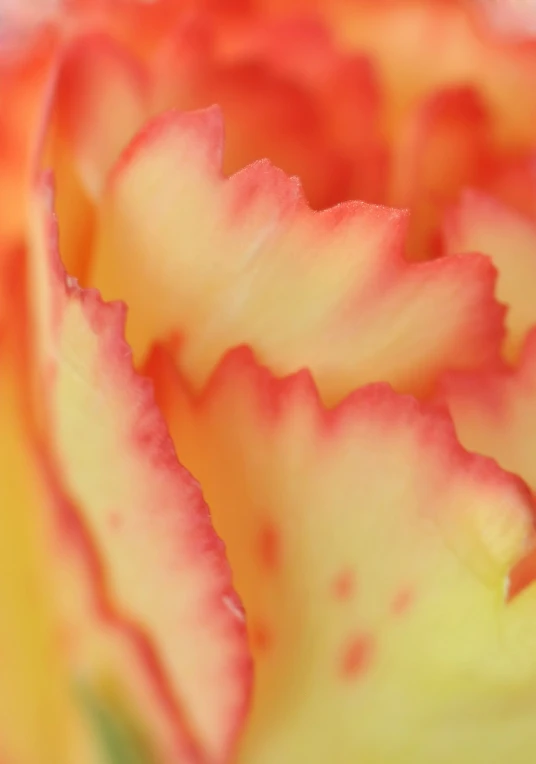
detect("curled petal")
[28,176,252,763]
[91,107,504,404]
[145,340,536,764]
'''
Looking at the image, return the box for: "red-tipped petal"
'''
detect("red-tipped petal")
[91,107,504,405]
[438,328,536,600]
[144,340,536,763]
[151,13,384,209]
[28,176,252,763]
[439,328,536,495]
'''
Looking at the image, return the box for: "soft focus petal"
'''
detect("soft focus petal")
[248,0,536,147]
[54,33,149,200]
[151,14,385,210]
[438,329,536,599]
[43,31,150,277]
[439,328,536,494]
[31,0,536,267]
[145,341,536,764]
[28,177,252,763]
[90,108,504,404]
[0,26,56,319]
[0,260,95,764]
[57,0,184,60]
[389,86,490,258]
[444,191,536,361]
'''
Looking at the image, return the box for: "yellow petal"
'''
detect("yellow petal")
[28,176,252,763]
[0,260,95,764]
[146,342,536,763]
[91,108,504,404]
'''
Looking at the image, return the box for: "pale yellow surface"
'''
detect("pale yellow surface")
[152,347,536,764]
[0,328,92,764]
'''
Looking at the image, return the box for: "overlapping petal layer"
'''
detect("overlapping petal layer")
[26,178,251,763]
[145,340,536,764]
[437,328,536,600]
[440,329,536,493]
[151,13,385,211]
[241,0,536,146]
[444,192,536,361]
[3,1,536,761]
[89,108,504,404]
[16,0,536,271]
[46,31,150,276]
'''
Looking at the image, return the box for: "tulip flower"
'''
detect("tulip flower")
[5,0,536,762]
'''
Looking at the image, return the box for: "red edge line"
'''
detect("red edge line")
[147,334,536,601]
[104,104,505,377]
[33,174,253,763]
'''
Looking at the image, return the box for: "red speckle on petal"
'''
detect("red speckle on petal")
[391,587,415,616]
[250,621,273,654]
[257,521,280,571]
[331,569,355,601]
[340,633,375,680]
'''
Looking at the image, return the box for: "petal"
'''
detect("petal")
[90,108,504,405]
[145,341,536,764]
[443,191,536,362]
[53,33,150,200]
[57,0,184,60]
[0,28,56,253]
[388,86,490,259]
[152,14,384,209]
[439,328,536,495]
[43,32,150,279]
[484,152,536,221]
[262,0,536,149]
[41,133,95,281]
[28,176,251,763]
[0,264,92,764]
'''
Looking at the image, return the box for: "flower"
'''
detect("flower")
[4,0,536,762]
